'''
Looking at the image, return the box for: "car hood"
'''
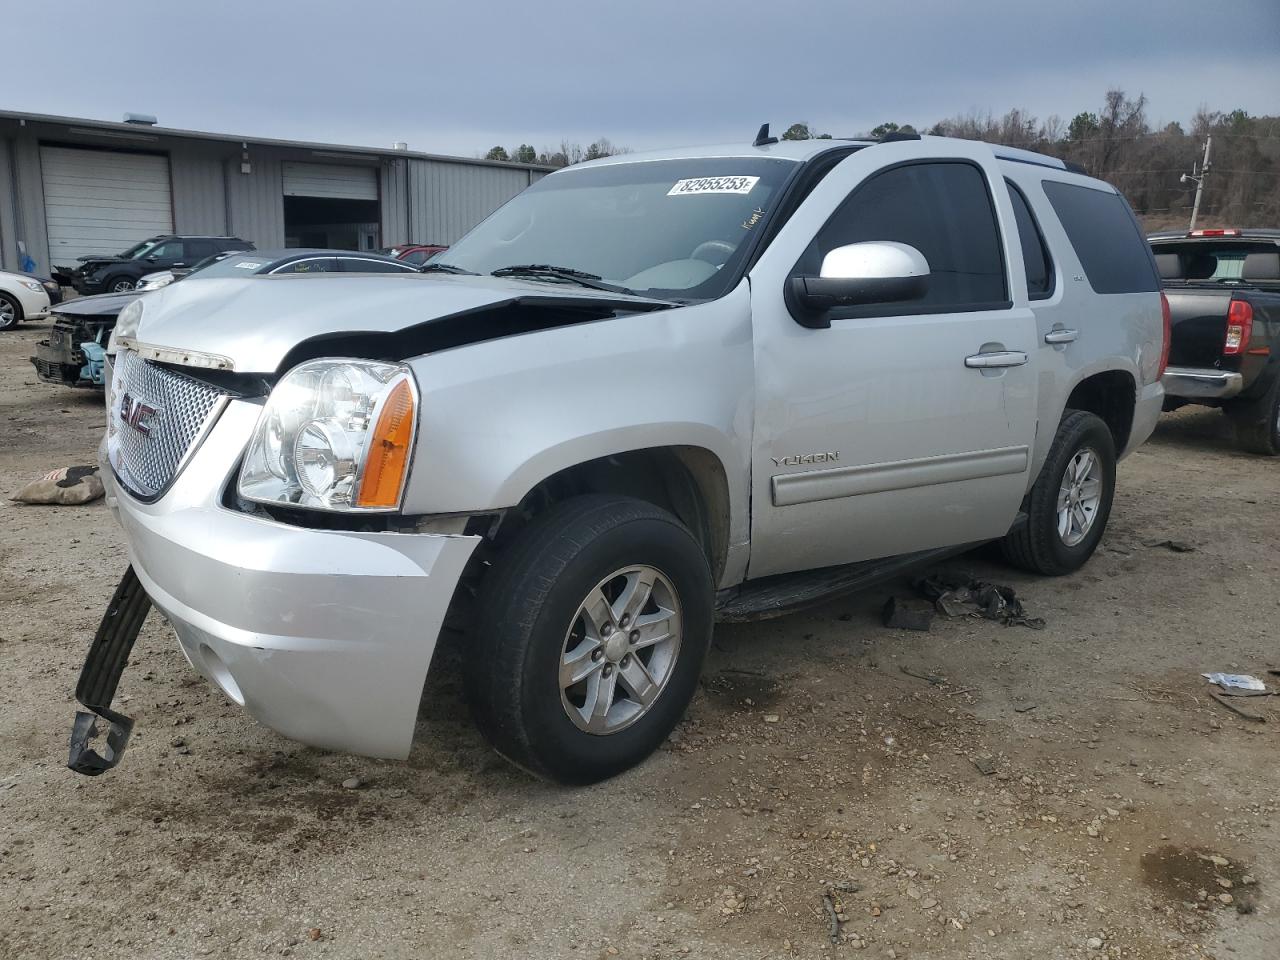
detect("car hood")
[54,291,142,318]
[134,273,672,373]
[72,256,130,269]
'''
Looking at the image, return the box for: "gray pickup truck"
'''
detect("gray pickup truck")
[71,132,1166,784]
[1152,229,1280,454]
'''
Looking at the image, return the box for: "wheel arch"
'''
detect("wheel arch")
[1062,367,1137,456]
[496,441,738,587]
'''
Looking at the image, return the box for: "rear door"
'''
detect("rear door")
[747,142,1038,578]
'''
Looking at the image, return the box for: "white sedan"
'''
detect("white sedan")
[0,270,57,331]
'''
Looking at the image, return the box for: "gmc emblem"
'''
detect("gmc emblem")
[119,393,160,435]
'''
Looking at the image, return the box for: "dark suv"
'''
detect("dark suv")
[60,236,254,295]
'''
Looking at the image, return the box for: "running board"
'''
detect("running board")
[715,542,983,623]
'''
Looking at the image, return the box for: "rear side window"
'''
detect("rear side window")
[1042,180,1158,294]
[1005,181,1053,300]
[803,161,1008,312]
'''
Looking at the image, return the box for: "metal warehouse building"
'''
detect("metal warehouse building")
[0,109,549,274]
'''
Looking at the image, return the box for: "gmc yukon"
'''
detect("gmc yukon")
[69,132,1166,784]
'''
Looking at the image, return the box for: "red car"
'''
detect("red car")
[379,243,448,266]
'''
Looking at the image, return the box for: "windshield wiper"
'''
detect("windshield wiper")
[490,264,635,295]
[419,262,476,275]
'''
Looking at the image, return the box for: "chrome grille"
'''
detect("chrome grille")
[107,349,227,499]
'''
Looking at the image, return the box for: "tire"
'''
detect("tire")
[466,495,714,784]
[105,276,136,293]
[1226,374,1280,456]
[1001,409,1117,576]
[0,292,21,331]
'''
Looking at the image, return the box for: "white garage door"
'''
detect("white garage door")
[41,147,174,263]
[282,162,378,200]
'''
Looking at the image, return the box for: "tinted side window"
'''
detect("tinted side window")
[1005,181,1054,299]
[1041,180,1158,294]
[338,258,415,273]
[187,240,217,260]
[803,161,1008,311]
[402,250,430,265]
[272,258,338,274]
[147,241,185,260]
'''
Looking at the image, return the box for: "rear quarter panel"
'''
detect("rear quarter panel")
[1004,166,1164,476]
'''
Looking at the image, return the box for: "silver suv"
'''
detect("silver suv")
[72,132,1166,783]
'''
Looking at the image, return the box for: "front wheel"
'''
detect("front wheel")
[1001,409,1117,576]
[466,495,713,784]
[0,292,21,330]
[106,276,136,293]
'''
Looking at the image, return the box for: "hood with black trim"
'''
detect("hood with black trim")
[131,273,671,374]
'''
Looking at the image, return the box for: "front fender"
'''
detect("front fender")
[401,283,755,571]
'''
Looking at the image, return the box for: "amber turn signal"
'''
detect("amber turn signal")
[356,378,416,508]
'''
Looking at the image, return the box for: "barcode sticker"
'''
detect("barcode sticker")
[668,176,760,196]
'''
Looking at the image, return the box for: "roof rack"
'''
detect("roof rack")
[991,145,1067,171]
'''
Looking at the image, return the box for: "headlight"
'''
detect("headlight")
[107,297,143,354]
[239,359,418,512]
[20,279,44,293]
[137,274,174,291]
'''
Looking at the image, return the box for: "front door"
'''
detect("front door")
[747,141,1038,579]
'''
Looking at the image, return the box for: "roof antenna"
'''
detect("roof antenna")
[753,123,778,147]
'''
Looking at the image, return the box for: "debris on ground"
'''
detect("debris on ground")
[912,572,1046,629]
[9,466,105,505]
[1146,539,1196,552]
[881,596,935,631]
[900,665,947,685]
[821,889,842,945]
[1209,693,1267,723]
[972,756,997,776]
[341,777,363,790]
[1202,672,1267,692]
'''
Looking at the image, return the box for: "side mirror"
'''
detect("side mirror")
[788,241,930,328]
[145,256,159,263]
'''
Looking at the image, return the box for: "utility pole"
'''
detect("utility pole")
[1181,135,1212,232]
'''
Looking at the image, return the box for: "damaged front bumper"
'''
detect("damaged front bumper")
[69,397,480,775]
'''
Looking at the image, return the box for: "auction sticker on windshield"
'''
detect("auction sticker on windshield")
[668,176,759,196]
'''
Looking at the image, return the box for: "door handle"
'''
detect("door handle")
[965,350,1028,369]
[1044,328,1079,344]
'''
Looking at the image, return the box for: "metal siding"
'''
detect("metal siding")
[13,138,50,275]
[170,144,228,235]
[40,146,174,262]
[380,157,409,246]
[407,159,531,244]
[282,161,378,200]
[226,148,285,249]
[0,138,15,271]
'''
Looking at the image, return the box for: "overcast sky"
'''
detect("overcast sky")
[7,0,1279,158]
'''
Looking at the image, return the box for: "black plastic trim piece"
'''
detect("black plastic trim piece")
[68,566,152,776]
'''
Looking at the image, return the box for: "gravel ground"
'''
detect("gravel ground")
[1,319,1277,960]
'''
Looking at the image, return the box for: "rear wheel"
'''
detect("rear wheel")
[106,276,136,293]
[466,495,713,784]
[1001,409,1117,576]
[0,292,21,330]
[1226,375,1280,456]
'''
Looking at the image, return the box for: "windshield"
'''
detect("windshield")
[186,254,272,278]
[437,157,797,300]
[120,239,161,260]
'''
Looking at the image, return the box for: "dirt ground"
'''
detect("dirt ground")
[1,318,1277,960]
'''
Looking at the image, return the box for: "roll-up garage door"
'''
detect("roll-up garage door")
[41,146,173,263]
[282,162,378,200]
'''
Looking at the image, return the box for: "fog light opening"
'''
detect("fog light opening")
[198,644,245,706]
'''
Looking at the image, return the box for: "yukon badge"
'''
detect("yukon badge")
[772,451,839,467]
[119,392,161,436]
